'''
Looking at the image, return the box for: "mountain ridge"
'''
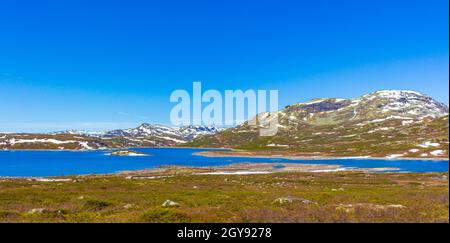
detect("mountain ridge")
[185,90,449,159]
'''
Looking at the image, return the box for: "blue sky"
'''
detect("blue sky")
[0,0,448,132]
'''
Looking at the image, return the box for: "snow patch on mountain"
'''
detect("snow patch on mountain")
[417,141,440,148]
[8,138,77,145]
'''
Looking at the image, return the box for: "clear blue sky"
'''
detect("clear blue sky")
[0,0,448,132]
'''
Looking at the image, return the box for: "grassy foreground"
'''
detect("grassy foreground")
[0,171,448,223]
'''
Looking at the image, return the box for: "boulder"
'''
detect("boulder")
[123,203,135,209]
[28,208,46,214]
[272,196,317,205]
[162,200,180,207]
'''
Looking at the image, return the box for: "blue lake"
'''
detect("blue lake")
[0,148,448,177]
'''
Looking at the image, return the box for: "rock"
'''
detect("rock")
[431,175,448,181]
[28,208,46,214]
[272,197,295,204]
[272,196,317,205]
[335,203,406,212]
[162,200,179,207]
[335,205,355,213]
[109,150,149,156]
[331,188,345,192]
[123,204,134,209]
[385,204,406,209]
[300,199,318,205]
[56,210,66,214]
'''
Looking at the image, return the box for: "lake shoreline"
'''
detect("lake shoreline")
[0,161,411,180]
[2,147,448,161]
[1,148,447,178]
[0,146,226,152]
[194,150,450,161]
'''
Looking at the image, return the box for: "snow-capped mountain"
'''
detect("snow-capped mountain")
[104,124,180,138]
[96,123,223,147]
[281,90,449,125]
[350,90,448,120]
[178,125,224,140]
[0,124,223,150]
[104,123,222,140]
[51,130,106,137]
[186,90,449,158]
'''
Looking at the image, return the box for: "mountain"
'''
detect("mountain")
[185,90,449,159]
[178,125,224,140]
[105,123,176,138]
[100,123,186,147]
[0,124,223,150]
[104,123,224,139]
[51,130,106,137]
[0,133,109,150]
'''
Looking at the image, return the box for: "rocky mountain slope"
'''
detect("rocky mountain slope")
[186,90,449,159]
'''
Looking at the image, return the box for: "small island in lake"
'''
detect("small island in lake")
[109,150,150,156]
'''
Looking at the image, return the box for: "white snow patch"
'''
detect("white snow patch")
[127,152,148,156]
[430,150,445,156]
[309,168,348,172]
[288,115,298,121]
[367,127,394,133]
[9,138,77,145]
[358,115,414,126]
[33,178,73,182]
[402,120,414,126]
[386,154,404,159]
[301,99,327,105]
[78,141,93,150]
[417,141,440,148]
[341,134,357,138]
[374,90,423,98]
[267,144,289,147]
[350,109,358,120]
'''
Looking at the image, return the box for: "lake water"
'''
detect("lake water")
[0,148,448,177]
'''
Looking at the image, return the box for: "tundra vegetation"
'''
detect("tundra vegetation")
[0,169,448,223]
